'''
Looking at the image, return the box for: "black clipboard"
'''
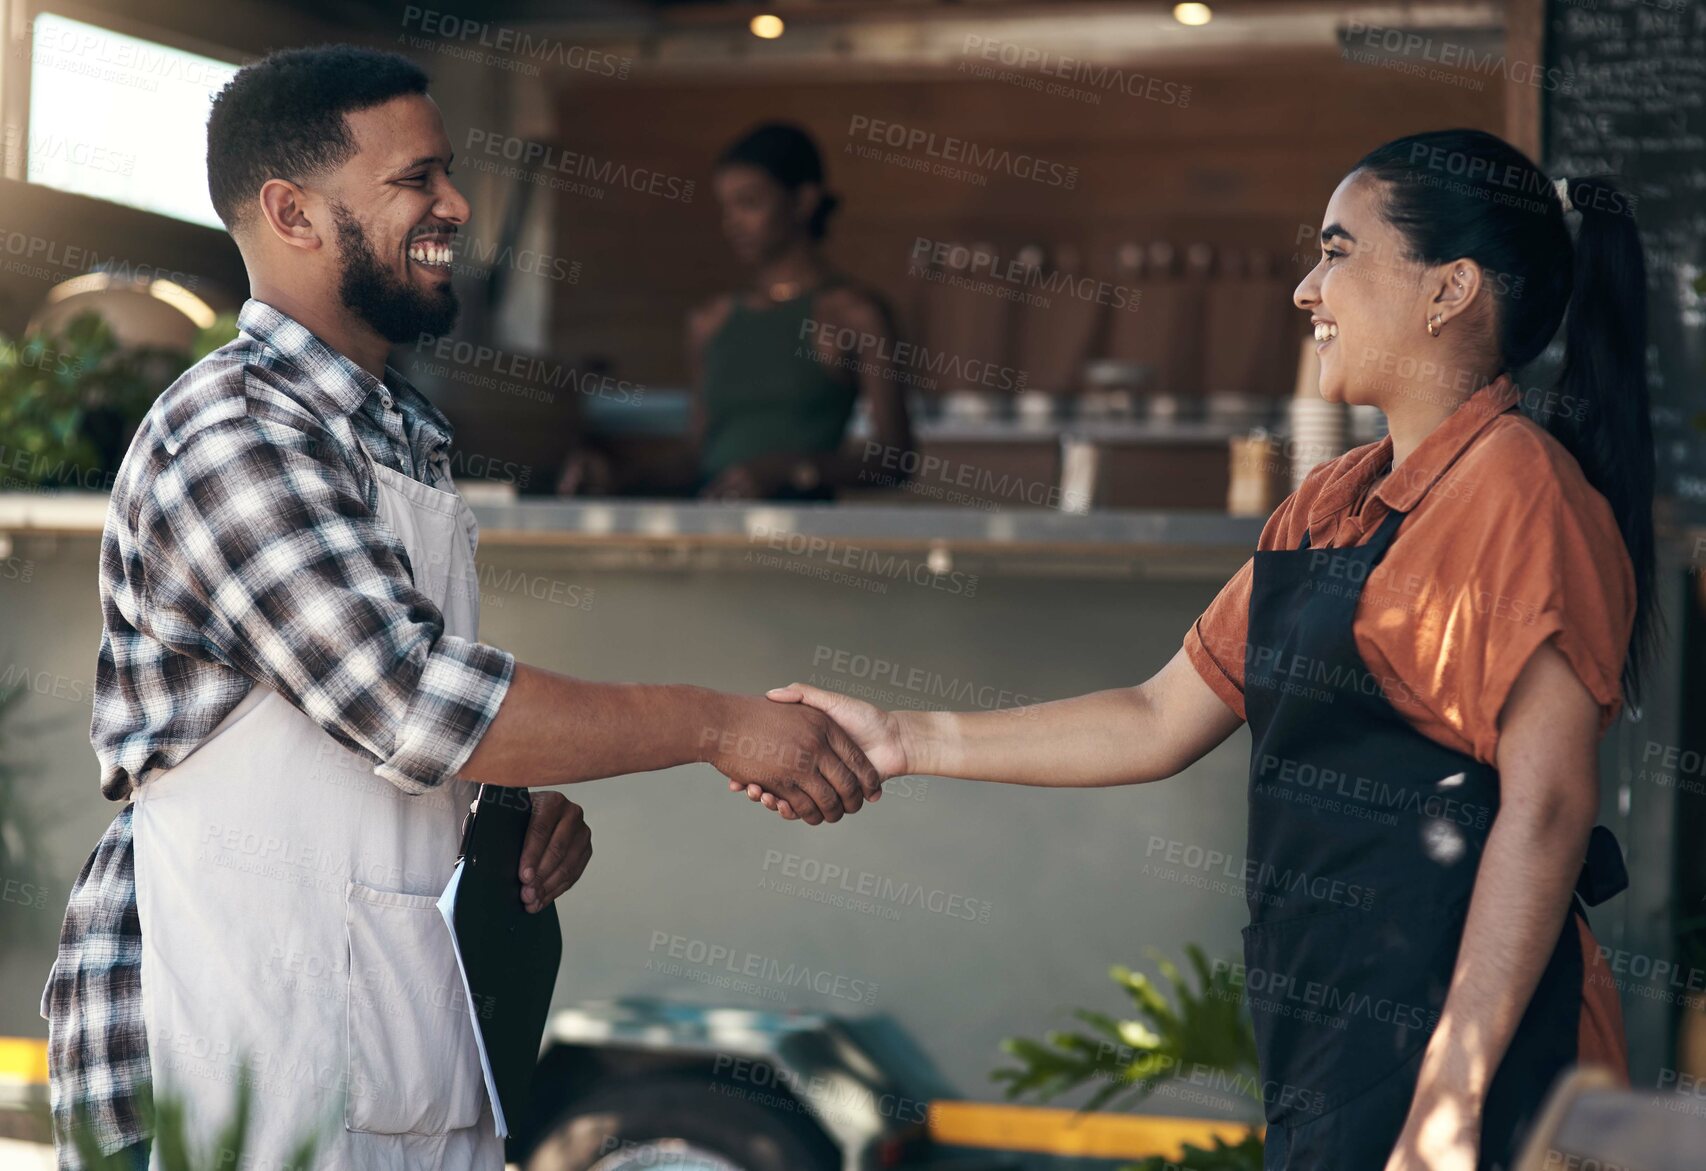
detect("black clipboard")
[447,784,563,1136]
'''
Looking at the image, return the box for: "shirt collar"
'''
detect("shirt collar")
[1308,373,1519,528]
[235,298,455,442]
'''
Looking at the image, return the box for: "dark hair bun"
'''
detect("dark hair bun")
[717,122,839,238]
[717,122,824,186]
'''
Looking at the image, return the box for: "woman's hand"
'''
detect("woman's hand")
[1382,1090,1480,1171]
[518,791,593,913]
[556,447,615,496]
[729,682,910,819]
[700,454,797,500]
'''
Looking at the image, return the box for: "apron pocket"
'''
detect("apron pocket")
[344,880,485,1135]
[1240,896,1465,1124]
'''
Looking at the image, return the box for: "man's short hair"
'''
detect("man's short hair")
[206,45,429,232]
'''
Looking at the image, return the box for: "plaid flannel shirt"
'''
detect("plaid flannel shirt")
[41,298,514,1164]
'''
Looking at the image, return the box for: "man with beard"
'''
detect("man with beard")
[40,46,877,1171]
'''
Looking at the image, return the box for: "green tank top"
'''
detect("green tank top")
[698,286,859,481]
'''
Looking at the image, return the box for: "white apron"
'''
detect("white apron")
[131,454,503,1170]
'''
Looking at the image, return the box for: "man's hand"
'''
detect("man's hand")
[730,683,910,820]
[519,791,592,913]
[698,694,881,826]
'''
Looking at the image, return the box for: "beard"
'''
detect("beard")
[332,201,458,343]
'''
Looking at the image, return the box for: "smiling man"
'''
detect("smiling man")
[40,45,876,1171]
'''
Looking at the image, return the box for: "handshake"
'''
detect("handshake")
[701,683,909,825]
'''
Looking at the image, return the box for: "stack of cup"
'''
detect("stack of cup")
[1288,336,1347,491]
[1228,432,1288,517]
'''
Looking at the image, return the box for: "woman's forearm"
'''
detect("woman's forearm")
[898,691,1154,786]
[1406,642,1601,1122]
[1412,797,1590,1105]
[895,649,1243,787]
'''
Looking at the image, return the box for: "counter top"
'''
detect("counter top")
[0,491,1263,553]
[468,498,1264,553]
[10,493,1699,581]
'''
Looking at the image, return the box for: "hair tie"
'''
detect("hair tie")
[1553,176,1574,214]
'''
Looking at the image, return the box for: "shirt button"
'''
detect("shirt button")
[380,394,394,410]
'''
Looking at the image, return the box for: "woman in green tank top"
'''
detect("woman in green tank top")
[558,123,915,499]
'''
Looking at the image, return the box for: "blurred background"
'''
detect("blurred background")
[1,1,1703,1169]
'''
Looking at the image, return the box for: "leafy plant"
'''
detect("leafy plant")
[0,310,238,491]
[995,944,1263,1171]
[1138,1133,1265,1171]
[72,1076,325,1171]
[187,312,241,364]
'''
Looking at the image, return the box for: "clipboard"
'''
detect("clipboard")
[437,784,564,1138]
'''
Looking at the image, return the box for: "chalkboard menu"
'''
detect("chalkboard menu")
[1544,0,1706,512]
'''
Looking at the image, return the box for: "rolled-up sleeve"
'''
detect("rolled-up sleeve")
[1181,477,1315,722]
[133,415,513,793]
[1183,557,1254,721]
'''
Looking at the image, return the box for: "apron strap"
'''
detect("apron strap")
[1295,507,1407,558]
[1359,506,1408,566]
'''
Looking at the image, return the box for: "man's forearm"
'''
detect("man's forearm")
[459,663,725,787]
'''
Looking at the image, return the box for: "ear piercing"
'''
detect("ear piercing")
[1433,271,1466,333]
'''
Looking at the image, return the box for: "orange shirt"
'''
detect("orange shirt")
[1184,374,1635,1076]
[1184,375,1635,766]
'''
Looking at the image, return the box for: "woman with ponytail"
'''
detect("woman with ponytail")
[557,121,915,499]
[753,128,1654,1170]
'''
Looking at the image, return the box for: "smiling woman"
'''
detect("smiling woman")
[758,124,1656,1171]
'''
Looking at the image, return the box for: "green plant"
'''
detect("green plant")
[0,310,238,491]
[1133,1132,1265,1171]
[72,1076,325,1171]
[188,312,241,364]
[995,944,1263,1171]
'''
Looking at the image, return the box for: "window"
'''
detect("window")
[26,14,239,229]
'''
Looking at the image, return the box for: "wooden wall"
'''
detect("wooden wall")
[546,48,1507,387]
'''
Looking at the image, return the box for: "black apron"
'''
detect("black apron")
[1243,505,1625,1170]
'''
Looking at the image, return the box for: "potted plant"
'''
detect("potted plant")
[0,310,237,492]
[995,944,1265,1171]
[70,1076,327,1171]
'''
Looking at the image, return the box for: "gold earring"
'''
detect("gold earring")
[1427,314,1443,337]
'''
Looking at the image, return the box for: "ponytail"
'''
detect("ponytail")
[1550,176,1656,702]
